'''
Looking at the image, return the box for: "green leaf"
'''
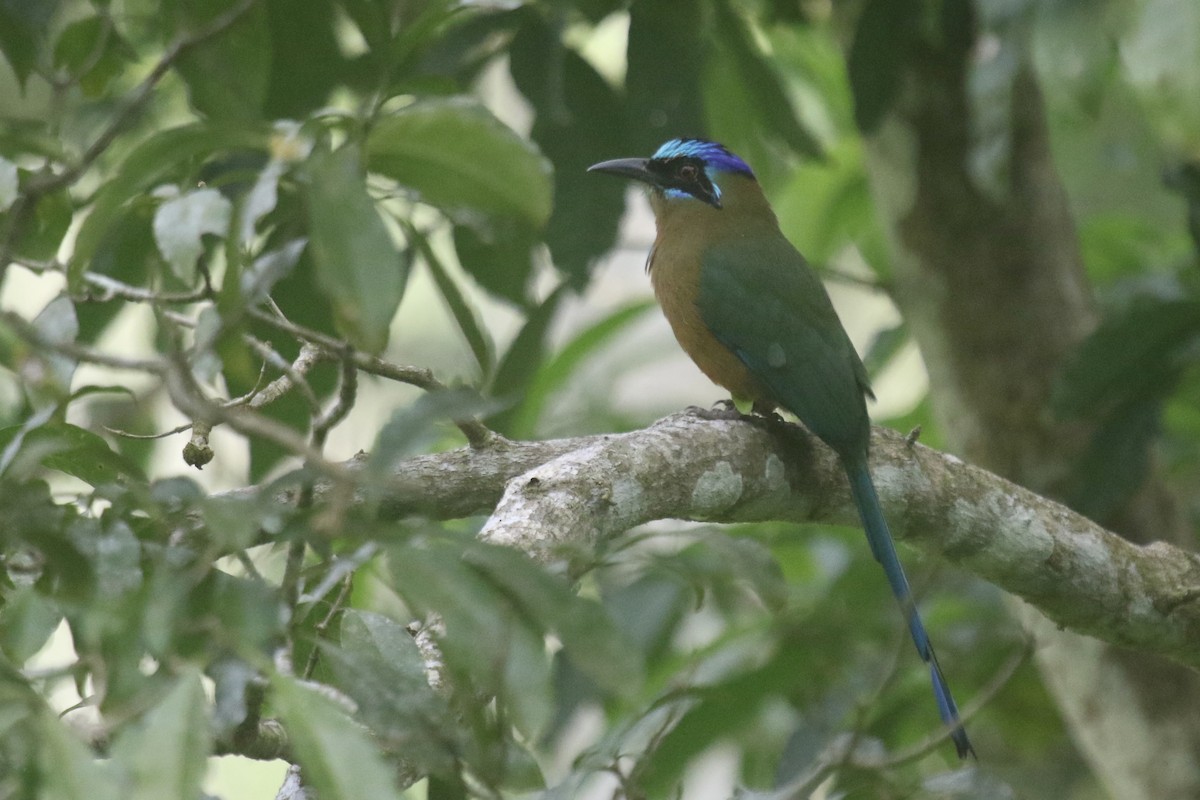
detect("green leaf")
[1,173,72,263]
[507,299,655,438]
[174,0,270,120]
[0,589,61,663]
[416,232,493,378]
[641,643,797,796]
[367,97,553,226]
[774,140,879,266]
[70,123,267,288]
[388,538,552,735]
[271,673,404,800]
[862,322,908,378]
[1056,298,1200,415]
[36,709,120,800]
[485,286,566,434]
[262,0,344,117]
[0,0,59,88]
[0,422,146,485]
[110,669,210,800]
[462,542,643,698]
[323,610,458,775]
[52,14,135,97]
[30,294,79,409]
[708,1,822,160]
[1069,397,1161,520]
[0,155,16,212]
[508,10,629,286]
[626,0,706,152]
[240,238,306,305]
[305,145,405,354]
[368,389,495,479]
[603,574,690,665]
[847,0,921,133]
[152,187,233,282]
[77,200,156,343]
[452,218,536,308]
[69,515,142,599]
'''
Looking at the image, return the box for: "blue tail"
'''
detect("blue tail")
[845,459,974,759]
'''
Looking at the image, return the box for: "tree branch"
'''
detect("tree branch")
[356,412,1200,671]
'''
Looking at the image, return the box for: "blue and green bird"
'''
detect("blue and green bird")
[590,138,973,758]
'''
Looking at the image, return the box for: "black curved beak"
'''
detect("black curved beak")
[587,155,722,209]
[587,157,655,185]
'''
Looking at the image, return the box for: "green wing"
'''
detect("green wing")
[697,234,873,457]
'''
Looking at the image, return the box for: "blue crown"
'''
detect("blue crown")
[651,138,754,177]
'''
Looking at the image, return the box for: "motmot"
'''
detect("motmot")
[589,138,973,758]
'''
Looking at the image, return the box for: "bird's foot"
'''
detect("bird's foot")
[750,400,786,424]
[685,399,745,422]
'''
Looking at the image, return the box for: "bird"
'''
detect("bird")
[589,138,973,759]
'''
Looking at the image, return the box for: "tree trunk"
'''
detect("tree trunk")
[851,11,1200,798]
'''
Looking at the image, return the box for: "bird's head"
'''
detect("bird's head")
[588,138,755,211]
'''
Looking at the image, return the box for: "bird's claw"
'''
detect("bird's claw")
[685,400,745,422]
[751,400,786,424]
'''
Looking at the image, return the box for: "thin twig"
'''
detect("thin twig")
[247,340,323,413]
[354,353,496,448]
[300,574,355,681]
[312,347,357,445]
[1,311,166,374]
[83,271,212,304]
[249,306,498,447]
[160,348,351,480]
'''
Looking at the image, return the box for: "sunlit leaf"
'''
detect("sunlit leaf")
[153,187,233,282]
[70,123,266,288]
[0,156,16,212]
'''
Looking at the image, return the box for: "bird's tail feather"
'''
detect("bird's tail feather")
[845,460,975,759]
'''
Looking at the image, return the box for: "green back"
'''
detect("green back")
[697,234,873,459]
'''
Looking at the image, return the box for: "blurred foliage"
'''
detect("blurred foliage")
[0,0,1194,798]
